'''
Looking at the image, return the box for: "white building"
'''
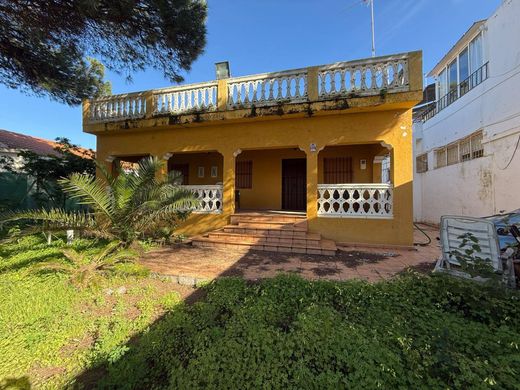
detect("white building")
[413,0,520,224]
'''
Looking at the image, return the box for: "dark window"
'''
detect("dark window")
[170,163,189,185]
[235,160,252,189]
[323,157,353,184]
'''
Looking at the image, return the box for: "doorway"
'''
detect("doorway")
[281,158,306,211]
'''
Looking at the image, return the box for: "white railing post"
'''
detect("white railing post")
[317,53,409,99]
[153,82,218,116]
[227,68,308,108]
[317,183,393,219]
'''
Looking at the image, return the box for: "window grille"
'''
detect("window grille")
[471,132,484,158]
[416,153,428,173]
[435,148,447,168]
[323,157,353,184]
[235,160,253,189]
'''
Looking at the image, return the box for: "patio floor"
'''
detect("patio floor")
[140,224,441,284]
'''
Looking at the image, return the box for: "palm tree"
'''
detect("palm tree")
[1,157,198,247]
[33,241,139,288]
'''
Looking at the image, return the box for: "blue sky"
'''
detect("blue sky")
[0,0,501,150]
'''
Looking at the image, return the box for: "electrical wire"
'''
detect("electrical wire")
[497,133,520,170]
[413,222,432,246]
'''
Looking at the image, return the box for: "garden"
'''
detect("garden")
[1,236,519,388]
[0,157,519,388]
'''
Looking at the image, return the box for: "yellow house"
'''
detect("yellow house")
[83,51,423,253]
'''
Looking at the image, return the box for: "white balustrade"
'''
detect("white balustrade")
[154,82,217,115]
[86,53,413,124]
[180,185,223,214]
[317,183,393,219]
[318,54,409,99]
[88,92,146,123]
[227,69,308,108]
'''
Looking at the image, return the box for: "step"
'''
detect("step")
[222,225,321,240]
[237,222,307,231]
[192,236,336,256]
[208,231,323,248]
[230,213,306,225]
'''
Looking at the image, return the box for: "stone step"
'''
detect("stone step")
[230,213,306,225]
[236,222,308,231]
[223,225,315,239]
[192,235,336,256]
[208,231,323,248]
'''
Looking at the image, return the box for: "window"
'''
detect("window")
[459,48,470,95]
[435,148,446,168]
[381,156,391,183]
[471,131,484,158]
[323,157,353,184]
[459,138,471,161]
[197,166,205,178]
[416,153,428,173]
[447,59,458,104]
[235,160,252,189]
[434,131,484,169]
[438,69,447,100]
[211,166,218,178]
[469,33,483,74]
[447,144,459,165]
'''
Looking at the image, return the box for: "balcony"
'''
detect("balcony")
[83,51,422,131]
[417,62,489,123]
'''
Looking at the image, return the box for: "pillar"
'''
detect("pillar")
[303,144,319,219]
[221,149,237,215]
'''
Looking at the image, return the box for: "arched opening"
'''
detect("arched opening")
[166,151,224,213]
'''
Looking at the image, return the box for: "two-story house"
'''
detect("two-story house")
[413,0,520,223]
[84,51,422,252]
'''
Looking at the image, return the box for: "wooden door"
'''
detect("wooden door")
[282,158,306,211]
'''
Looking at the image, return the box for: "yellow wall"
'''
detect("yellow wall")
[168,152,223,185]
[317,144,387,184]
[93,107,415,245]
[236,148,305,210]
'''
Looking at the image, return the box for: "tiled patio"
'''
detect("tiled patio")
[140,224,441,284]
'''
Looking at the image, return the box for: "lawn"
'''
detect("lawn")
[1,236,520,389]
[0,235,192,389]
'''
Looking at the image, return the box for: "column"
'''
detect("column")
[221,149,237,215]
[305,145,319,219]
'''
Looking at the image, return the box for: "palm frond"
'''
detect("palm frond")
[58,173,114,219]
[0,208,96,230]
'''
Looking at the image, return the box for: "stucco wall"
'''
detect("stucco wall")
[168,152,223,185]
[413,0,520,223]
[236,148,305,210]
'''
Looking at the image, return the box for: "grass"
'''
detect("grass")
[99,274,520,389]
[1,235,520,389]
[0,235,189,389]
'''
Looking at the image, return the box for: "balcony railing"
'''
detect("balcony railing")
[317,183,393,219]
[180,185,223,214]
[418,62,488,123]
[84,53,413,124]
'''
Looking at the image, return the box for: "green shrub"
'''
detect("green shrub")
[99,273,520,389]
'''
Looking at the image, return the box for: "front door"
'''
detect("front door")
[282,158,306,211]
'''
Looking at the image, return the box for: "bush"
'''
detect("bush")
[99,274,520,389]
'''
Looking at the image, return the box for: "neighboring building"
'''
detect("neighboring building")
[83,51,422,248]
[413,0,520,223]
[0,129,92,209]
[0,129,62,171]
